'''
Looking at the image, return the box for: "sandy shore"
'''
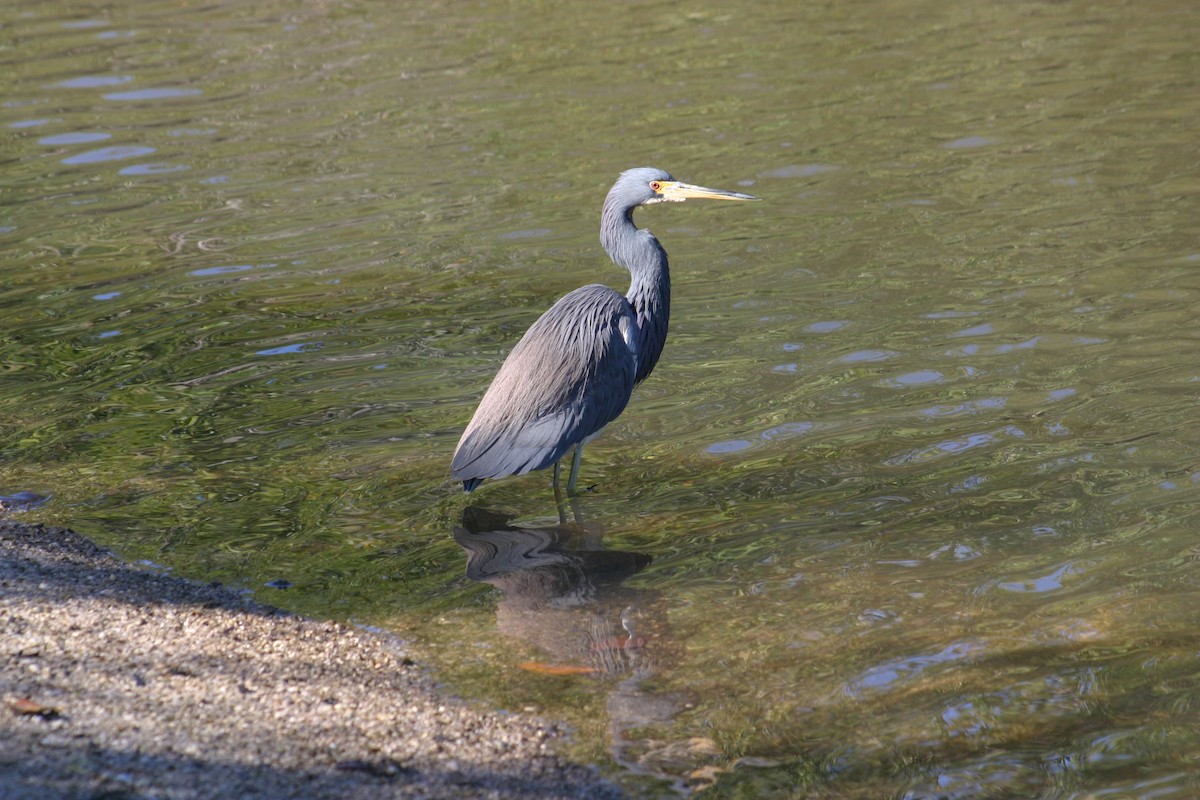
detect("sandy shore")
[0,520,622,799]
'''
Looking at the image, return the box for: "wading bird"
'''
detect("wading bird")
[452,167,758,495]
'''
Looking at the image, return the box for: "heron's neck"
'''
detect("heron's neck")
[602,207,671,384]
[627,257,670,384]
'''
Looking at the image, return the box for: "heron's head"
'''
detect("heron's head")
[609,166,760,210]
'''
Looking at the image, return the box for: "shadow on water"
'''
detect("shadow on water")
[454,505,697,792]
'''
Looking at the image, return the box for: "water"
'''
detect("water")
[3,0,1200,796]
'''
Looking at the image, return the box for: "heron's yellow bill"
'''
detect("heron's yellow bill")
[658,180,760,203]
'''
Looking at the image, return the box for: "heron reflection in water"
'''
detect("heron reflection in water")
[454,504,695,759]
[452,167,759,496]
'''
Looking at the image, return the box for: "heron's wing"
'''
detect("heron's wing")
[452,285,637,486]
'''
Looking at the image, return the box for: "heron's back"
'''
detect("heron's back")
[451,284,638,490]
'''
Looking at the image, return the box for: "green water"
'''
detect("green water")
[4,0,1200,796]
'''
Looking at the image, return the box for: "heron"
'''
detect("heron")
[452,167,759,495]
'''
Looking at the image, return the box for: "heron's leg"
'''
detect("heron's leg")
[566,444,584,495]
[568,495,584,525]
[553,459,567,521]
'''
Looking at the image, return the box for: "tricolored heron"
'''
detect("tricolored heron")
[452,167,758,495]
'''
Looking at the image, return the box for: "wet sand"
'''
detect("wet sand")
[0,520,621,799]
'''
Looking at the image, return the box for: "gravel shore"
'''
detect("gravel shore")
[0,520,622,800]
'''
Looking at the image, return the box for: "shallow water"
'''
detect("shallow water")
[4,0,1200,796]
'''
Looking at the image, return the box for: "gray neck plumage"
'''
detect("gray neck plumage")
[601,204,672,384]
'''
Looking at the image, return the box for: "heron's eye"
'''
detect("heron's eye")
[649,180,663,193]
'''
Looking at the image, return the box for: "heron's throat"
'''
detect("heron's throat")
[627,264,670,384]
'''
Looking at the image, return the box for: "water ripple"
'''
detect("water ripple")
[705,439,753,455]
[38,132,111,145]
[884,425,1025,466]
[883,369,945,388]
[103,88,204,101]
[760,164,840,179]
[943,136,999,149]
[254,342,324,356]
[188,264,256,276]
[120,163,189,176]
[57,75,133,88]
[62,145,156,165]
[841,348,896,363]
[995,561,1091,594]
[844,640,986,696]
[806,320,848,333]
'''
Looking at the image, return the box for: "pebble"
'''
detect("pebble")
[0,521,622,800]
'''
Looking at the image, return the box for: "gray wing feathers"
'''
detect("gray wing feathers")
[452,285,638,487]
